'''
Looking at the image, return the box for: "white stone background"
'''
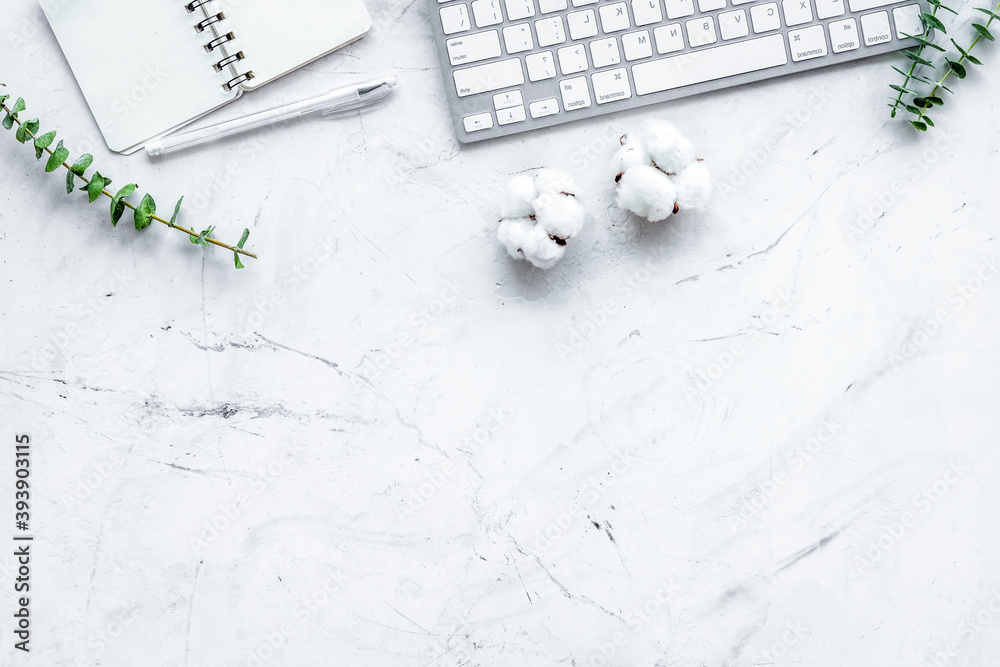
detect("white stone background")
[1,0,999,665]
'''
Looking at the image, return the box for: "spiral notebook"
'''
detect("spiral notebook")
[42,0,372,154]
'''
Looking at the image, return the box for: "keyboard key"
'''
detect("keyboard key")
[568,9,600,39]
[632,0,663,26]
[893,4,923,38]
[750,3,781,32]
[464,112,494,132]
[590,37,622,66]
[529,98,560,117]
[848,0,898,12]
[860,10,891,45]
[503,23,534,52]
[698,0,726,11]
[535,16,567,46]
[788,24,827,59]
[497,105,527,124]
[592,67,633,103]
[538,0,568,10]
[719,9,749,39]
[559,76,592,110]
[599,3,632,32]
[493,89,524,109]
[632,33,786,94]
[504,0,535,20]
[447,31,503,65]
[829,17,859,51]
[471,0,504,26]
[526,50,558,79]
[814,0,845,19]
[454,57,525,96]
[623,30,654,60]
[732,0,754,6]
[440,4,471,34]
[664,0,695,19]
[653,23,685,52]
[572,0,599,5]
[686,16,718,46]
[781,0,812,25]
[557,44,590,73]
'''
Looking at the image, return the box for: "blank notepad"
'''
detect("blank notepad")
[42,0,371,154]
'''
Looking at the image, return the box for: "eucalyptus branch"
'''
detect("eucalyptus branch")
[0,86,255,267]
[911,0,1000,129]
[889,0,1000,131]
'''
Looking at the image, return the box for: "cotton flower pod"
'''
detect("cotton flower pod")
[518,223,567,269]
[500,174,539,219]
[674,161,712,212]
[642,119,696,174]
[534,192,585,240]
[611,135,651,178]
[616,165,678,222]
[497,217,536,260]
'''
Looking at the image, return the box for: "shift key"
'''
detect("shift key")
[454,58,525,96]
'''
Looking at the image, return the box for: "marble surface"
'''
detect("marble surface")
[1,0,999,664]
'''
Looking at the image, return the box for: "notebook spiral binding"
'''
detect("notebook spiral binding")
[185,0,254,91]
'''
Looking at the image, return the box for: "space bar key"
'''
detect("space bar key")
[632,34,788,96]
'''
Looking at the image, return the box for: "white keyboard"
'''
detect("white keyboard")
[427,0,927,142]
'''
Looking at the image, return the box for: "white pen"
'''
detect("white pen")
[146,76,398,157]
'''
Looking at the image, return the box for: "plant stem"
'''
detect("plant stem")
[1,103,256,261]
[916,0,1000,124]
[890,8,940,114]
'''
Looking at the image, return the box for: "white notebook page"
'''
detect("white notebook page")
[43,0,240,153]
[213,0,371,91]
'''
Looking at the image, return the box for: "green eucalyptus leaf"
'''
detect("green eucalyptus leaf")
[33,130,56,159]
[904,103,922,114]
[191,225,215,247]
[972,23,994,40]
[110,183,138,226]
[946,59,967,78]
[910,35,946,51]
[15,118,39,144]
[975,7,1000,20]
[86,172,111,203]
[923,115,935,127]
[920,12,945,31]
[69,153,93,175]
[45,140,69,172]
[890,84,917,94]
[169,197,184,226]
[134,193,156,231]
[904,50,934,66]
[237,228,250,249]
[910,120,928,131]
[234,251,244,269]
[926,95,944,105]
[66,169,76,194]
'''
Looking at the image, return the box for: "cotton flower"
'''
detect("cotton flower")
[612,119,711,222]
[497,169,585,269]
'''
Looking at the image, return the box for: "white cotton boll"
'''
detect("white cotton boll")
[611,139,651,177]
[534,193,585,239]
[534,168,576,196]
[497,217,536,260]
[674,161,712,212]
[519,223,566,269]
[616,165,678,222]
[500,175,538,219]
[642,119,696,174]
